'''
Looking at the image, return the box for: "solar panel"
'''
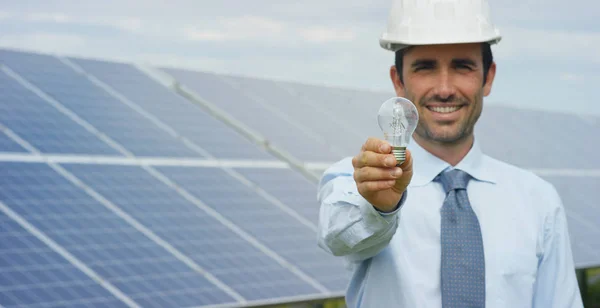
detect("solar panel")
[233,168,322,225]
[232,167,350,290]
[0,50,200,158]
[153,166,347,292]
[0,70,121,156]
[477,106,599,169]
[62,164,326,301]
[220,75,362,158]
[0,162,238,307]
[541,175,600,268]
[568,222,600,270]
[279,81,392,146]
[162,68,344,162]
[69,58,273,160]
[0,209,128,308]
[0,131,26,153]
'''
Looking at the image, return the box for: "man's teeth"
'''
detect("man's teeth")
[429,106,461,113]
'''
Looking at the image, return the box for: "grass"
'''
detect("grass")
[585,267,600,307]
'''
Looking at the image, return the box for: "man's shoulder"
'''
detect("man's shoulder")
[317,156,354,185]
[482,154,562,206]
[320,156,354,175]
[483,154,533,177]
[315,157,355,201]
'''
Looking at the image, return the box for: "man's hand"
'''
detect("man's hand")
[352,137,413,213]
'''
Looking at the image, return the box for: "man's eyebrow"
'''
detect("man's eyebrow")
[452,58,477,66]
[410,59,436,68]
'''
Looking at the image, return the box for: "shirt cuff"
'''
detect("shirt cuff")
[376,190,407,216]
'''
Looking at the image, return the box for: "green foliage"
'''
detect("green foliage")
[584,267,600,308]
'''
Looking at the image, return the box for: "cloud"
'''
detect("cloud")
[4,12,144,34]
[0,11,12,20]
[560,73,584,82]
[491,0,600,27]
[25,12,70,23]
[0,32,87,54]
[492,27,600,66]
[182,15,359,45]
[221,15,284,34]
[136,53,227,71]
[183,15,285,42]
[110,18,143,32]
[183,29,226,42]
[299,27,356,43]
[3,8,365,47]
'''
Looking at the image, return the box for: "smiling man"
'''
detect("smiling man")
[316,0,583,307]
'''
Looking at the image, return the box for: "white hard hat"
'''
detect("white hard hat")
[379,0,502,52]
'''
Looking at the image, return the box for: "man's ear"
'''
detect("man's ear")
[390,65,406,97]
[483,61,496,97]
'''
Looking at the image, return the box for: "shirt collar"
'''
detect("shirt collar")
[407,137,497,187]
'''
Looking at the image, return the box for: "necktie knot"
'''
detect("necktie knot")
[436,169,472,193]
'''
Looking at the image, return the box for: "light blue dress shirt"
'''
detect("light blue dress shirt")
[317,138,583,307]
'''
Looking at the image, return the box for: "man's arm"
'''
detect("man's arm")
[533,187,584,308]
[316,138,412,264]
[317,164,406,263]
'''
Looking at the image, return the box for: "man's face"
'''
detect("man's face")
[391,43,495,145]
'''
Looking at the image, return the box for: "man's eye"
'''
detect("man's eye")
[456,64,473,71]
[414,66,431,72]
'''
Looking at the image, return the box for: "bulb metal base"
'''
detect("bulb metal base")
[392,146,406,166]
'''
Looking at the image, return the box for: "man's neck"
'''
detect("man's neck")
[413,134,474,166]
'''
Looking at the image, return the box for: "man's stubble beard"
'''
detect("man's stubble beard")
[405,90,484,145]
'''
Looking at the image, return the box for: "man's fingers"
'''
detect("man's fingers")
[398,149,413,170]
[357,180,396,193]
[363,137,392,154]
[354,166,402,183]
[353,151,397,168]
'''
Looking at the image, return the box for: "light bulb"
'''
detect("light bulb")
[377,97,419,166]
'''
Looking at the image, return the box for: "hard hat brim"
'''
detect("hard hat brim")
[379,35,502,52]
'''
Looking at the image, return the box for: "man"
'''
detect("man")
[316,0,583,307]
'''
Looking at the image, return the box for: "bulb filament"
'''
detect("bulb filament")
[389,105,406,135]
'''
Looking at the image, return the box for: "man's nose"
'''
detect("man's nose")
[432,69,456,100]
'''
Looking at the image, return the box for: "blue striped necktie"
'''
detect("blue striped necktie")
[436,169,485,308]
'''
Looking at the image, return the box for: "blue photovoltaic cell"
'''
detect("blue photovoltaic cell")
[62,164,321,301]
[0,211,128,308]
[234,168,321,224]
[0,132,26,153]
[541,175,600,268]
[278,81,392,154]
[221,75,357,158]
[0,50,200,158]
[162,68,343,162]
[0,70,121,155]
[155,166,349,292]
[477,106,599,169]
[70,58,274,160]
[0,162,237,307]
[233,167,349,290]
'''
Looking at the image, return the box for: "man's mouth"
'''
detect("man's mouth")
[426,105,463,113]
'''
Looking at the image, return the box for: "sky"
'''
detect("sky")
[1,0,599,117]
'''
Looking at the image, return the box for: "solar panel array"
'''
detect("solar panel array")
[0,47,598,308]
[0,49,346,308]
